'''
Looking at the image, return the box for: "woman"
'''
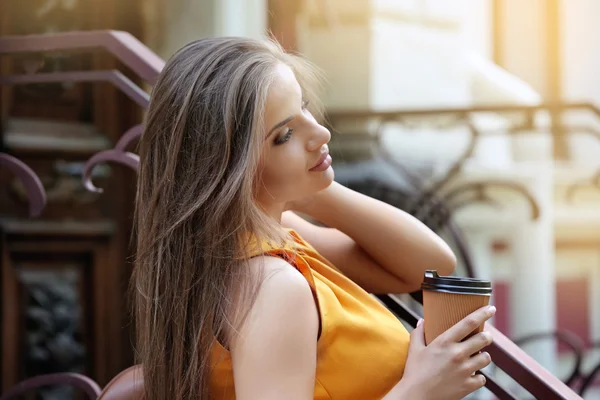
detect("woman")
[133,37,495,399]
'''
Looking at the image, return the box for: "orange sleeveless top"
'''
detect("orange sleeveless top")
[209,229,410,399]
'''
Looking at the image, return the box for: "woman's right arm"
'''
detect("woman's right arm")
[230,256,319,400]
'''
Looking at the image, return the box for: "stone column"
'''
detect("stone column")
[497,0,551,97]
[461,228,499,335]
[561,0,600,105]
[509,169,557,371]
[560,0,600,161]
[462,229,493,281]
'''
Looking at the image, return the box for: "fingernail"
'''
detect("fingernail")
[487,306,496,316]
[417,318,423,327]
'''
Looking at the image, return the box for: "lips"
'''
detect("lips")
[309,150,332,172]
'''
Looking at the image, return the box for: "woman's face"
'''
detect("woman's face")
[255,63,333,214]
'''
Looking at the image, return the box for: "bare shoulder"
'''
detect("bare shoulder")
[246,255,309,289]
[235,255,318,343]
[230,256,319,399]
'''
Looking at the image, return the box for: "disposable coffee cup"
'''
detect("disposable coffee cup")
[421,270,492,345]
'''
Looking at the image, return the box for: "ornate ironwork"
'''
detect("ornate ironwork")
[82,124,143,192]
[8,160,104,207]
[444,180,540,220]
[20,269,86,400]
[0,153,46,216]
[328,102,600,198]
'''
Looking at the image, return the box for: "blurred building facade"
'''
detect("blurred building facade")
[297,1,600,396]
[294,1,600,395]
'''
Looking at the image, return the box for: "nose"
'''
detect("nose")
[306,121,331,152]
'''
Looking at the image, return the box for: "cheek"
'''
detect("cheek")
[258,144,307,200]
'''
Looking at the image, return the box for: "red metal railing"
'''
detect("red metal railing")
[0,30,164,84]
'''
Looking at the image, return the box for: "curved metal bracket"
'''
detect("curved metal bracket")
[448,183,504,212]
[566,169,600,202]
[451,194,503,213]
[115,124,144,152]
[82,124,143,192]
[0,153,46,217]
[82,150,139,193]
[443,180,540,221]
[429,117,477,194]
[377,113,476,195]
[376,118,480,226]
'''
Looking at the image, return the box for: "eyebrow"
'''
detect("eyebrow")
[266,116,295,139]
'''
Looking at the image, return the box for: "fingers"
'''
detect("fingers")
[409,319,426,349]
[459,331,493,357]
[439,306,496,343]
[466,372,487,393]
[464,351,492,374]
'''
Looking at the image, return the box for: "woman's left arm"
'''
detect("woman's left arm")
[282,181,456,294]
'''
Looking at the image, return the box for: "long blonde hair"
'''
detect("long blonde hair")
[133,37,323,399]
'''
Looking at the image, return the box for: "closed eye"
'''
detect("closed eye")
[273,100,310,146]
[274,128,293,145]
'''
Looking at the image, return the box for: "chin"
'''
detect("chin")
[317,167,335,190]
[325,167,335,184]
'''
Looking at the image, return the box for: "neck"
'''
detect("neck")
[260,201,286,223]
